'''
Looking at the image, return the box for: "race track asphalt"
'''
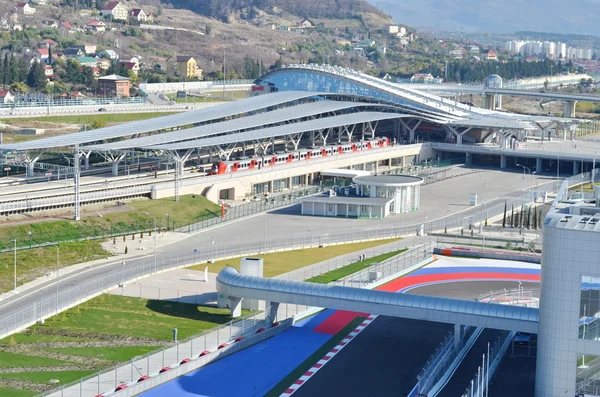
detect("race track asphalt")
[291,316,452,397]
[408,280,540,300]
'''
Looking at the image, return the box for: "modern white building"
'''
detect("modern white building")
[537,200,600,396]
[300,175,423,218]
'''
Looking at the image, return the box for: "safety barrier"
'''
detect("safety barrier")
[416,326,481,396]
[460,330,516,397]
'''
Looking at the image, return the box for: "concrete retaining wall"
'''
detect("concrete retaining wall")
[434,248,541,264]
[110,318,293,396]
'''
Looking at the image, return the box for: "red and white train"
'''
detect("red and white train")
[210,137,390,174]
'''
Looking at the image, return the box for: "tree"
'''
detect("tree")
[26,61,47,90]
[502,201,507,228]
[269,59,283,71]
[532,208,538,230]
[526,206,532,229]
[90,119,106,129]
[47,45,53,65]
[510,205,514,228]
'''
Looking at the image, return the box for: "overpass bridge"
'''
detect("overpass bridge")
[216,266,539,333]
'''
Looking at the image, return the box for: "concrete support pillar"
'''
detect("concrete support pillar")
[483,94,496,110]
[374,162,379,173]
[465,152,472,166]
[84,155,90,170]
[228,296,242,318]
[111,161,120,176]
[536,158,543,173]
[267,180,273,193]
[26,162,35,177]
[500,154,507,169]
[401,156,406,167]
[454,323,462,349]
[563,100,577,118]
[266,302,279,323]
[370,185,376,198]
[287,177,292,189]
[573,160,580,175]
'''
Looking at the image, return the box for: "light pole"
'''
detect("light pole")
[121,261,125,286]
[480,179,487,232]
[11,239,17,293]
[145,212,157,234]
[46,242,60,314]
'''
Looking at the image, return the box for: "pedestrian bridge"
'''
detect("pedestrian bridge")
[216,266,539,333]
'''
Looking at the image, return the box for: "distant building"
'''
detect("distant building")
[97,74,131,97]
[0,90,15,103]
[39,38,58,48]
[297,19,314,28]
[76,57,98,67]
[129,8,149,22]
[410,73,434,83]
[166,55,203,79]
[483,49,497,61]
[72,44,97,55]
[101,1,128,20]
[40,20,58,28]
[96,58,111,70]
[43,65,54,78]
[14,3,35,15]
[86,20,106,32]
[388,25,399,34]
[118,59,140,76]
[99,49,119,60]
[59,21,75,34]
[62,48,85,58]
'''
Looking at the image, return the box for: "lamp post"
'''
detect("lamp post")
[480,179,487,232]
[28,230,32,248]
[46,242,60,314]
[11,239,17,293]
[121,261,126,287]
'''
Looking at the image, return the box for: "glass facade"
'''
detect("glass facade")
[580,275,600,341]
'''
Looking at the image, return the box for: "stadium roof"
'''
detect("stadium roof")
[144,112,427,151]
[82,101,386,152]
[0,91,325,152]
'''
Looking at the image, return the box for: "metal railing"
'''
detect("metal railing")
[477,288,541,308]
[0,96,146,109]
[417,326,480,395]
[461,330,516,397]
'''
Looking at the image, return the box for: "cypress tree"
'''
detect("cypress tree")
[533,208,538,230]
[510,205,515,228]
[502,201,507,228]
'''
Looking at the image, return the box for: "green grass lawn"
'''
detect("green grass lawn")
[0,387,36,397]
[306,248,407,284]
[569,182,597,192]
[0,112,180,126]
[0,370,97,385]
[34,294,251,341]
[46,346,161,363]
[191,239,399,277]
[0,241,109,294]
[0,351,70,368]
[264,316,366,397]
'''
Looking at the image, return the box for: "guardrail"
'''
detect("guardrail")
[416,326,480,395]
[460,330,516,397]
[477,288,540,308]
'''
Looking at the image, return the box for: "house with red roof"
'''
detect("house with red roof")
[39,38,58,48]
[15,3,36,15]
[101,1,128,20]
[86,19,106,33]
[130,8,150,22]
[0,90,15,104]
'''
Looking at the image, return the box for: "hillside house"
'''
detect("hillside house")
[73,44,97,55]
[39,38,58,48]
[13,24,23,31]
[59,21,75,34]
[15,3,35,15]
[483,49,497,61]
[0,90,15,103]
[76,57,98,67]
[118,60,140,76]
[97,74,130,97]
[34,48,58,63]
[99,49,119,60]
[410,73,434,83]
[62,48,85,58]
[166,55,202,79]
[297,19,314,28]
[101,1,128,21]
[44,65,54,78]
[130,9,150,22]
[96,58,111,70]
[86,20,106,33]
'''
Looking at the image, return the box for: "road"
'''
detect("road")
[0,170,551,337]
